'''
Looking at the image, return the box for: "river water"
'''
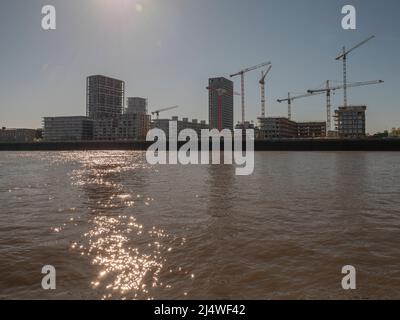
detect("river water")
[0,151,399,299]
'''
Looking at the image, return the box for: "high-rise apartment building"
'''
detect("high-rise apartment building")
[86,75,125,120]
[208,77,234,131]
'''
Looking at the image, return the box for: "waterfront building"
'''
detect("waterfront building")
[297,121,327,138]
[86,75,125,120]
[390,128,400,137]
[258,117,298,139]
[43,75,152,141]
[208,77,234,131]
[334,105,367,138]
[93,113,151,141]
[43,116,93,141]
[257,117,328,139]
[0,128,38,142]
[152,117,209,139]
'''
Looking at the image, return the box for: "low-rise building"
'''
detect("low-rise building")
[43,116,94,141]
[93,113,150,141]
[334,105,367,138]
[390,128,400,137]
[0,128,38,142]
[258,117,298,139]
[257,117,328,139]
[152,117,209,138]
[297,121,326,138]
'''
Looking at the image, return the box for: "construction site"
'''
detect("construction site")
[208,35,385,140]
[0,35,390,148]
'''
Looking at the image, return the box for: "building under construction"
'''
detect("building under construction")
[258,117,297,139]
[258,117,327,139]
[334,105,367,138]
[297,121,327,138]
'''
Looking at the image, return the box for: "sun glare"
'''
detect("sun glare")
[97,0,144,13]
[135,4,143,12]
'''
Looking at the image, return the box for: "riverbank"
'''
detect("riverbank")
[1,138,400,151]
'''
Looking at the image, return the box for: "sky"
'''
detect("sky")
[0,0,399,133]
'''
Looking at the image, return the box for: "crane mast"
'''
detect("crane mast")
[230,61,271,125]
[336,35,375,107]
[259,65,272,118]
[326,80,331,131]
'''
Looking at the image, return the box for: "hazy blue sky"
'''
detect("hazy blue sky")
[0,0,399,133]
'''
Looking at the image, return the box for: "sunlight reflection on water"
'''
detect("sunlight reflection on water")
[63,151,181,299]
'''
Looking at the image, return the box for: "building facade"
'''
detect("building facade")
[208,77,234,131]
[93,113,150,141]
[258,117,298,139]
[0,128,37,142]
[126,97,147,115]
[297,121,327,138]
[43,116,93,141]
[152,117,209,139]
[335,105,367,138]
[86,75,125,120]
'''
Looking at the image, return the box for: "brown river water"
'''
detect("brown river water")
[0,151,399,299]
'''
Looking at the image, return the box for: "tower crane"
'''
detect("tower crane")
[277,91,324,120]
[335,35,375,108]
[259,65,272,118]
[151,105,179,119]
[307,80,384,132]
[230,61,272,125]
